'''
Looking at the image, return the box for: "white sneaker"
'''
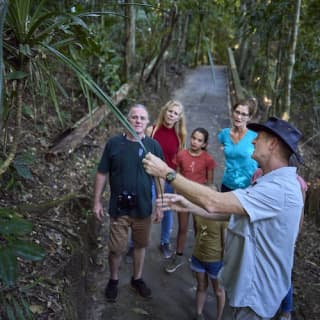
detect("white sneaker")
[165,254,185,273]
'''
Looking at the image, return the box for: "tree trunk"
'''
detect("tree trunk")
[146,5,178,83]
[193,6,204,67]
[175,11,190,64]
[124,1,136,81]
[282,0,301,120]
[238,38,250,80]
[227,47,245,106]
[0,80,22,177]
[237,0,254,79]
[0,0,8,122]
[270,32,284,117]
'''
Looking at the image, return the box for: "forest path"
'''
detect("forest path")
[85,65,232,320]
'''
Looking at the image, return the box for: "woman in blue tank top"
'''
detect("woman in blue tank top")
[218,99,258,192]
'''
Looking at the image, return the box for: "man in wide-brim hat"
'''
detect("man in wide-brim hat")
[142,117,304,320]
[247,116,303,164]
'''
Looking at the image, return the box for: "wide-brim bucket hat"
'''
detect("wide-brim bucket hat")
[247,117,303,163]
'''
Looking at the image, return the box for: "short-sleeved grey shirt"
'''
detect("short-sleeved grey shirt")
[219,167,303,318]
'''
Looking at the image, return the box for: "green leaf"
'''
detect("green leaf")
[12,296,25,320]
[77,11,126,19]
[0,247,17,286]
[20,277,42,292]
[5,71,29,80]
[0,217,33,236]
[22,105,35,119]
[5,302,16,320]
[14,152,35,166]
[19,43,31,56]
[69,15,89,30]
[48,74,64,125]
[13,163,33,180]
[21,296,33,320]
[13,153,35,180]
[10,240,46,261]
[0,207,17,218]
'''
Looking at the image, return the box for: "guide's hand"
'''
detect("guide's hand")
[143,153,169,178]
[156,193,191,213]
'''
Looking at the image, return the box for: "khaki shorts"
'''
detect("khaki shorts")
[108,215,152,255]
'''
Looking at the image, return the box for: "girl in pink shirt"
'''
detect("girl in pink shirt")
[165,127,217,274]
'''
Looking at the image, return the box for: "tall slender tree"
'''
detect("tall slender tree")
[124,1,136,81]
[0,0,8,121]
[282,0,301,120]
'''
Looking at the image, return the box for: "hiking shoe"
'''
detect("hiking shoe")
[159,243,172,259]
[125,247,134,264]
[165,254,185,273]
[105,279,118,302]
[130,277,152,298]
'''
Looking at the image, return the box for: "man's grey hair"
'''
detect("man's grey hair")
[127,104,149,121]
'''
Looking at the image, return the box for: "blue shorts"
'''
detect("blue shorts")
[190,255,223,279]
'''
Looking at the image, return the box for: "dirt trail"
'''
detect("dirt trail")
[85,65,232,320]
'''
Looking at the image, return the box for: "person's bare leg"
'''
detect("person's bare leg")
[176,211,190,253]
[109,252,122,280]
[105,252,121,301]
[133,247,146,279]
[211,278,225,320]
[195,272,208,316]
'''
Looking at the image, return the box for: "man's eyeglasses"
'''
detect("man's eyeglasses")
[234,110,249,117]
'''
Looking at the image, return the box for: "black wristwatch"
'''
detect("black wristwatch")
[165,170,176,184]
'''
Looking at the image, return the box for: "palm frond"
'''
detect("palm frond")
[77,11,125,18]
[43,44,147,152]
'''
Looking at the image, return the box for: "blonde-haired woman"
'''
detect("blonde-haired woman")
[146,100,187,258]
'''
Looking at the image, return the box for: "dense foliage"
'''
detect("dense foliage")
[2,1,319,135]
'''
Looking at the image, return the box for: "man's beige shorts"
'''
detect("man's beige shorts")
[108,215,152,255]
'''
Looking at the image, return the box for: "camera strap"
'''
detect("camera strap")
[119,134,143,194]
